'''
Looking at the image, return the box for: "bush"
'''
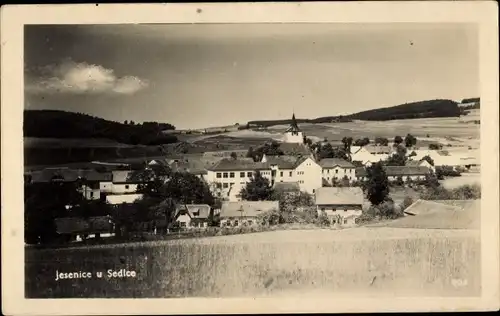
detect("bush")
[435,166,461,179]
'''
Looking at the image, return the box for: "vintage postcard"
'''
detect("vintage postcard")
[1,2,499,315]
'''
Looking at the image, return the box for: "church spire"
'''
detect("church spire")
[287,112,300,133]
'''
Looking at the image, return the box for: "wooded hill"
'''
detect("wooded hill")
[24,110,178,146]
[247,99,463,127]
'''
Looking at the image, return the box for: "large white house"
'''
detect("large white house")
[101,170,144,205]
[350,145,396,166]
[318,158,356,183]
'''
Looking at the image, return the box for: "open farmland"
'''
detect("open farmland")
[26,226,480,298]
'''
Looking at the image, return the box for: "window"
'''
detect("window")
[216,173,222,178]
[234,220,239,226]
[247,172,252,177]
[223,183,229,188]
[223,172,228,178]
[280,171,283,177]
[216,183,222,189]
[248,220,253,225]
[125,185,129,189]
[312,189,315,194]
[193,211,199,216]
[230,172,235,178]
[289,171,292,177]
[90,192,94,198]
[327,169,330,174]
[335,169,338,174]
[333,208,337,212]
[240,172,245,177]
[180,222,187,227]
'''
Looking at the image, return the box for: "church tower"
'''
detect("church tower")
[284,113,304,143]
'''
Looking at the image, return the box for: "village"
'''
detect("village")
[24,113,481,245]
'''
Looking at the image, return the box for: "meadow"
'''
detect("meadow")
[25,227,480,298]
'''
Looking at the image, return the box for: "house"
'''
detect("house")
[355,166,431,182]
[174,204,211,229]
[350,146,377,166]
[406,159,434,171]
[283,113,304,144]
[315,187,364,226]
[169,159,209,180]
[101,170,144,205]
[318,158,356,183]
[54,216,114,241]
[263,154,322,194]
[27,168,113,201]
[220,201,279,227]
[408,150,463,168]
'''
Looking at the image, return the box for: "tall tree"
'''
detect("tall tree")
[421,155,435,166]
[393,135,403,145]
[404,134,417,148]
[239,171,274,201]
[374,137,389,146]
[364,162,390,206]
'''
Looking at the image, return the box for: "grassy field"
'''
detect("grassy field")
[25,227,480,298]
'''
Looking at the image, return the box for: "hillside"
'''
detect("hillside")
[24,110,178,146]
[247,99,463,127]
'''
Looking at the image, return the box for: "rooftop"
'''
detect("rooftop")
[263,155,309,169]
[220,201,279,218]
[318,158,355,169]
[28,168,112,183]
[315,187,364,205]
[355,166,431,177]
[208,158,269,172]
[175,204,211,219]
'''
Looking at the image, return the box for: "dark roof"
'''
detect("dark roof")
[319,158,355,169]
[175,204,211,219]
[285,113,301,133]
[364,145,393,154]
[263,155,308,169]
[355,166,431,177]
[274,181,300,192]
[207,158,269,172]
[29,168,112,183]
[202,150,249,159]
[169,160,209,175]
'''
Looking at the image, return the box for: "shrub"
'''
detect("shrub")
[435,165,461,179]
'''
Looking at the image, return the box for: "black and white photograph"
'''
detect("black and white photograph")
[2,2,499,314]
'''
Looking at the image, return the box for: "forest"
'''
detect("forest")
[24,110,178,146]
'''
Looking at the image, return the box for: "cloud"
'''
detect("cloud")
[26,60,149,95]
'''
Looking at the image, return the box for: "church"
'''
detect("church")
[284,113,304,144]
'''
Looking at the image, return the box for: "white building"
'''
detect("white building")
[205,154,323,200]
[318,158,356,183]
[355,166,431,182]
[315,187,364,226]
[101,170,144,205]
[220,201,279,227]
[350,145,395,166]
[283,113,304,144]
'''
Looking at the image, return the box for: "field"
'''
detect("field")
[25,226,480,298]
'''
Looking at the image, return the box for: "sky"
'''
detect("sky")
[24,23,479,129]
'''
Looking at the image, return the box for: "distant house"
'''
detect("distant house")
[174,204,211,229]
[202,150,249,160]
[318,158,356,183]
[220,201,279,227]
[406,159,434,171]
[355,166,431,182]
[54,216,114,241]
[315,187,364,226]
[101,170,144,205]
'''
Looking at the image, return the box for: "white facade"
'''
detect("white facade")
[78,185,101,200]
[206,169,258,200]
[284,130,304,144]
[105,193,143,205]
[293,157,322,194]
[322,166,356,182]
